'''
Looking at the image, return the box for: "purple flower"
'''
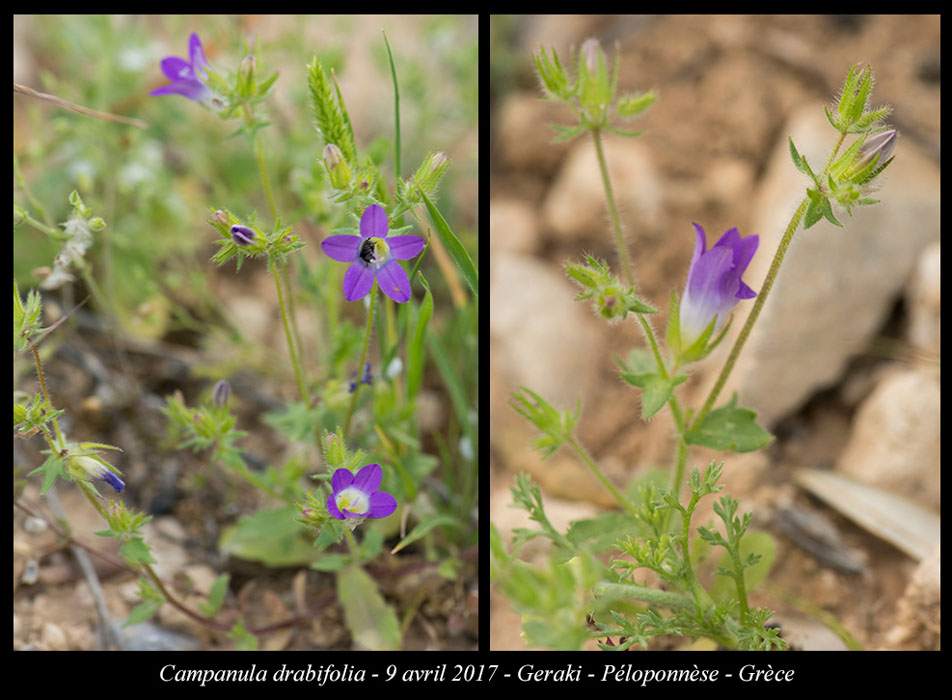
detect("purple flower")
[150,33,211,103]
[326,464,397,520]
[230,225,256,247]
[321,205,425,303]
[74,455,125,494]
[348,362,373,393]
[679,223,758,348]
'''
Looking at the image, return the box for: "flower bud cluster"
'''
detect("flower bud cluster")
[531,39,656,140]
[564,255,656,322]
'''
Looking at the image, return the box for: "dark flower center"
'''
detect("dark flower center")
[359,237,390,266]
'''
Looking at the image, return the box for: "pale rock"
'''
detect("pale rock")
[906,240,940,355]
[886,544,940,650]
[495,94,573,173]
[491,198,540,256]
[836,365,940,510]
[701,158,754,208]
[542,136,662,241]
[490,254,606,411]
[713,103,940,427]
[40,622,69,650]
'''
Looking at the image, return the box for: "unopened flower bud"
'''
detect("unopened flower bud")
[323,144,352,188]
[240,54,256,79]
[212,379,231,407]
[213,210,228,226]
[230,224,256,246]
[581,38,599,76]
[72,455,125,493]
[858,129,897,168]
[323,144,343,170]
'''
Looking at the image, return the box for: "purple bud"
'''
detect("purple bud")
[323,144,343,171]
[581,38,600,76]
[858,129,897,168]
[231,225,256,246]
[212,379,231,407]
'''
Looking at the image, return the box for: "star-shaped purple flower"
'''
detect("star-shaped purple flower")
[150,33,211,103]
[321,205,425,303]
[679,223,758,348]
[326,464,397,520]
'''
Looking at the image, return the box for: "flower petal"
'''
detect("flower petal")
[360,204,389,239]
[375,260,412,303]
[100,469,125,493]
[353,463,382,493]
[367,491,397,518]
[732,234,759,280]
[331,467,354,492]
[321,235,361,262]
[689,223,707,272]
[159,56,192,81]
[326,491,346,520]
[386,235,425,260]
[188,33,208,74]
[343,262,375,302]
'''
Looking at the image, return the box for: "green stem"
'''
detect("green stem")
[567,436,635,515]
[273,264,310,405]
[730,547,750,626]
[280,261,306,381]
[344,283,378,437]
[343,527,360,562]
[591,128,635,288]
[691,196,810,429]
[29,338,65,449]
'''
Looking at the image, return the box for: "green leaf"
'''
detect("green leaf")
[788,137,803,172]
[605,125,643,139]
[390,514,463,554]
[228,619,258,650]
[310,553,352,571]
[28,454,67,495]
[336,565,401,650]
[219,505,320,567]
[382,31,401,178]
[198,574,230,618]
[120,537,156,567]
[420,190,477,299]
[124,598,164,627]
[685,393,773,453]
[565,511,647,553]
[618,371,688,419]
[710,530,777,601]
[803,190,825,230]
[406,273,433,402]
[550,124,586,142]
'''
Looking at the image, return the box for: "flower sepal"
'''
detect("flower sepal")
[65,443,125,495]
[667,289,733,366]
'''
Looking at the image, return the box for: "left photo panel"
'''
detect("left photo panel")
[14,14,478,651]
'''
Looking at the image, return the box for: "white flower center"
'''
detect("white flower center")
[336,487,369,515]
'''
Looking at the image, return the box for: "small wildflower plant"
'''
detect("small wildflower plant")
[15,17,476,651]
[492,41,896,650]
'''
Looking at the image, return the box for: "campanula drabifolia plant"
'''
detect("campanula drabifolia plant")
[15,17,477,651]
[492,41,895,650]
